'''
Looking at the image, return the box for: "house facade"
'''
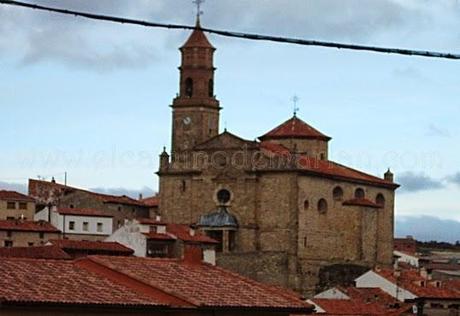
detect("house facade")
[35,207,113,241]
[0,190,36,220]
[0,219,61,247]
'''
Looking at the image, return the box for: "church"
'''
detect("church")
[157,18,399,295]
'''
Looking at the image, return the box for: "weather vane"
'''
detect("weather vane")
[193,0,205,20]
[291,95,300,117]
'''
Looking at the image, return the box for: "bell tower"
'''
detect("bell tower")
[171,18,220,154]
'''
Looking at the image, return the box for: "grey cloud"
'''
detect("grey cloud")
[0,0,458,70]
[396,215,460,243]
[0,182,28,194]
[446,172,460,186]
[398,171,444,193]
[90,186,156,199]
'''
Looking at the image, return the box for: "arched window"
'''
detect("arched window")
[376,194,385,207]
[304,200,309,210]
[318,199,328,214]
[208,79,214,97]
[333,186,344,201]
[185,78,193,97]
[355,188,365,199]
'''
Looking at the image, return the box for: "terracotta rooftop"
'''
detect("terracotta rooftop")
[0,220,60,233]
[0,256,313,313]
[181,21,214,49]
[140,196,159,207]
[0,245,71,260]
[0,190,35,202]
[143,232,177,241]
[166,223,218,244]
[0,257,163,308]
[259,116,331,141]
[312,287,412,315]
[376,268,460,299]
[343,198,382,209]
[259,146,398,189]
[48,239,134,255]
[29,179,147,207]
[84,255,312,311]
[57,207,113,218]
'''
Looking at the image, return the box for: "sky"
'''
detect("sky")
[1,0,460,240]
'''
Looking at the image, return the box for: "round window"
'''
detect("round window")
[217,189,231,204]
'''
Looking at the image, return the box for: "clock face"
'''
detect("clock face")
[183,117,192,125]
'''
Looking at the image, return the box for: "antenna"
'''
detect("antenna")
[291,95,300,117]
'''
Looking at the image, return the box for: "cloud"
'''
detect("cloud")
[0,182,28,194]
[446,172,460,186]
[396,215,460,243]
[0,0,458,70]
[425,124,451,138]
[90,186,156,199]
[397,171,444,193]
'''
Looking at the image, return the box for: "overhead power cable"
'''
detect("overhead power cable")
[1,0,460,60]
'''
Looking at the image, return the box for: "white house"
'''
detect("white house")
[394,250,420,268]
[35,207,113,240]
[107,218,217,265]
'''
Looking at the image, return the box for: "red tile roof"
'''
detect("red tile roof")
[259,147,398,189]
[138,218,167,225]
[0,245,71,260]
[376,268,460,299]
[83,256,312,311]
[259,116,331,141]
[143,232,177,241]
[0,256,312,312]
[57,208,113,218]
[166,223,218,244]
[343,198,382,209]
[28,179,147,207]
[0,220,60,233]
[0,190,35,202]
[0,257,163,308]
[140,196,159,207]
[48,240,134,255]
[312,287,412,315]
[181,22,214,49]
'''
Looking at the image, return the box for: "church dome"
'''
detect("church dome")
[259,116,331,141]
[198,207,238,228]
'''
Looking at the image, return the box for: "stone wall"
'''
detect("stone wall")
[0,230,61,248]
[0,200,35,220]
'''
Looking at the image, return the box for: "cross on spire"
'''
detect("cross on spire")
[291,95,300,117]
[193,0,205,22]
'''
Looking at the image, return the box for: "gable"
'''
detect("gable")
[194,131,258,150]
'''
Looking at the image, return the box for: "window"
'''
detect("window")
[69,204,75,209]
[320,153,326,160]
[304,200,310,210]
[6,202,16,209]
[376,194,385,207]
[217,189,231,205]
[318,199,328,214]
[181,180,186,192]
[118,206,122,212]
[355,188,365,199]
[208,79,214,97]
[82,222,89,232]
[28,242,34,247]
[6,216,14,221]
[147,243,169,258]
[97,223,103,232]
[206,230,223,252]
[229,231,236,252]
[4,240,13,248]
[6,231,12,238]
[19,202,27,210]
[185,77,193,97]
[333,186,344,201]
[39,232,44,239]
[69,221,75,231]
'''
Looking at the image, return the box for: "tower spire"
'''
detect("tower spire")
[193,0,205,25]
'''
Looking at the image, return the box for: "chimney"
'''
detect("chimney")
[155,215,162,222]
[138,193,143,201]
[183,244,203,265]
[190,228,196,236]
[51,177,56,184]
